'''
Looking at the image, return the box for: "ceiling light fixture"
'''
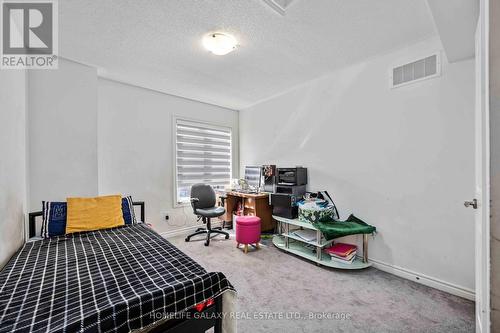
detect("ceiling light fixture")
[202,32,238,56]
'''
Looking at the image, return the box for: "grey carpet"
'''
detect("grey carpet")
[168,232,474,333]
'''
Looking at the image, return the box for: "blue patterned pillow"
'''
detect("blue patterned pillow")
[122,196,137,224]
[41,201,67,238]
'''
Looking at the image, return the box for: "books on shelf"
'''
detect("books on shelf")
[324,243,357,264]
[325,243,357,257]
[291,229,317,242]
[331,255,356,265]
[329,251,356,261]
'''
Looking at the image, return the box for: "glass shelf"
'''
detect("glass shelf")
[272,235,371,270]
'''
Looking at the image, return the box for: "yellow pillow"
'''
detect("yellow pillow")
[66,195,125,234]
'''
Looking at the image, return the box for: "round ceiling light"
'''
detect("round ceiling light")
[202,32,238,56]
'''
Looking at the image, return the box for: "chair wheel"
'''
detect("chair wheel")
[225,235,229,239]
[185,237,189,242]
[204,241,210,246]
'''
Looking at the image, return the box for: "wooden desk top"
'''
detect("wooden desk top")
[225,191,269,199]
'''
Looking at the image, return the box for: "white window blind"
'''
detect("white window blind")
[175,119,232,204]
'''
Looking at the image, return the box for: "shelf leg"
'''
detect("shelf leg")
[316,229,322,261]
[285,223,289,249]
[363,234,368,263]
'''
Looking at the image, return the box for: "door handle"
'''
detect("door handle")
[464,199,478,209]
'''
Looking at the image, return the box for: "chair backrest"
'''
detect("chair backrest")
[190,184,216,209]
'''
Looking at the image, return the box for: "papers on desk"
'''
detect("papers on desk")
[291,229,317,242]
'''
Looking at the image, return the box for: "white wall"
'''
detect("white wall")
[27,59,239,235]
[240,37,475,294]
[0,70,27,268]
[97,78,239,234]
[28,58,98,210]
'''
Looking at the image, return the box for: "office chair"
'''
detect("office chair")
[185,183,230,246]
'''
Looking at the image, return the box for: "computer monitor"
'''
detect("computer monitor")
[244,166,261,189]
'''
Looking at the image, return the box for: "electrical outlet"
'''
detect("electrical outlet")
[160,211,170,222]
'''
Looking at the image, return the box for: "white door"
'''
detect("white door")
[472,1,490,332]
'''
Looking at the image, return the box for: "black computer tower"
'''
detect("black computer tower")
[270,193,299,219]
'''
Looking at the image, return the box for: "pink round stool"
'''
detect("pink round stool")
[235,216,261,254]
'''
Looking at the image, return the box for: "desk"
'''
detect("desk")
[221,191,274,232]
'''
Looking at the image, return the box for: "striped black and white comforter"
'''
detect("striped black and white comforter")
[0,224,234,332]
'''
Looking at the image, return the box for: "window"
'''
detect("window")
[175,119,232,204]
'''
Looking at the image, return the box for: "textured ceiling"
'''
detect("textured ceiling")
[60,0,436,109]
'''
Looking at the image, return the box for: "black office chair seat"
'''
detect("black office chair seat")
[195,207,225,218]
[185,184,230,246]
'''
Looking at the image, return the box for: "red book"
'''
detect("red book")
[325,243,357,257]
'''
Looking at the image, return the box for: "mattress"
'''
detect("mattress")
[0,224,234,332]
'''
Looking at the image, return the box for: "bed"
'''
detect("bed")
[0,202,236,333]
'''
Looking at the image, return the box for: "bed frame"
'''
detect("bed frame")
[148,296,223,333]
[27,201,224,333]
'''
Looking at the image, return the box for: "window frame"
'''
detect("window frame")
[172,115,233,207]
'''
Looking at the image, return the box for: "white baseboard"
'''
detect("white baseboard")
[370,258,475,301]
[159,221,224,239]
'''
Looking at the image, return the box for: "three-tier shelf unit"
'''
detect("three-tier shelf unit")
[272,215,372,270]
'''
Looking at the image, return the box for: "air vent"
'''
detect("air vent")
[391,54,440,88]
